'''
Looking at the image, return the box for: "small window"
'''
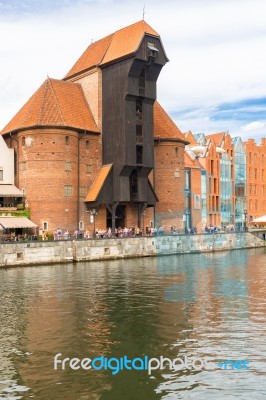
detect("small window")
[21,162,27,171]
[136,125,142,137]
[175,147,179,157]
[86,164,92,174]
[22,136,25,146]
[65,161,72,171]
[86,140,90,150]
[79,186,87,197]
[136,145,143,165]
[174,168,180,178]
[0,168,3,181]
[136,99,142,122]
[79,221,84,231]
[147,42,159,59]
[43,221,48,231]
[65,136,69,145]
[64,185,73,197]
[210,160,214,175]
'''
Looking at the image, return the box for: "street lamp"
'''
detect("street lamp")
[244,209,247,232]
[142,210,146,236]
[90,208,97,238]
[185,209,190,234]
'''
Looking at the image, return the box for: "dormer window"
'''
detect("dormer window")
[136,99,142,122]
[147,42,159,60]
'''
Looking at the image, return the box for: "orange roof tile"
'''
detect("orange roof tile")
[184,151,201,169]
[101,20,160,65]
[184,131,197,145]
[85,164,113,202]
[64,20,161,79]
[64,34,113,79]
[154,101,188,142]
[1,78,99,135]
[205,132,225,146]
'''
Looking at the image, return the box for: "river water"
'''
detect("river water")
[0,248,265,400]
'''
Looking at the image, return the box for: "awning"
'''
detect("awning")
[252,215,266,223]
[0,185,24,197]
[0,217,38,229]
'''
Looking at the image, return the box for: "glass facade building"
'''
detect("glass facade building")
[233,137,247,229]
[220,152,233,226]
[184,169,192,231]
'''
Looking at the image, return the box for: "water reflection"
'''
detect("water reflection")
[0,248,265,399]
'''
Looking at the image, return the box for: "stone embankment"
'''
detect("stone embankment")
[0,231,265,267]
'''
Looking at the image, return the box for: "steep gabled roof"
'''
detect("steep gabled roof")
[64,20,162,79]
[205,132,225,146]
[154,101,188,143]
[184,131,197,145]
[1,78,99,135]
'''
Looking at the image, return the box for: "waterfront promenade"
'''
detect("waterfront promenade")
[0,231,265,267]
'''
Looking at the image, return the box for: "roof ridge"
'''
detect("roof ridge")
[78,83,99,131]
[47,78,66,126]
[38,78,49,125]
[99,33,115,64]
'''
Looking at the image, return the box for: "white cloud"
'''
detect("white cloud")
[1,0,266,142]
[243,121,266,132]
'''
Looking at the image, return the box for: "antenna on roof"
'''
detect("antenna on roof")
[142,2,145,20]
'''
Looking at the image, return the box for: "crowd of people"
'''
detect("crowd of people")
[1,222,258,242]
[47,224,238,240]
[51,225,167,240]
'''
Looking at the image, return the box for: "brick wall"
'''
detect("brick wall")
[74,69,102,131]
[7,129,101,234]
[245,138,266,221]
[204,140,221,226]
[154,142,185,231]
[190,166,202,232]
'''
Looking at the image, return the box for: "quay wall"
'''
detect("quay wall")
[0,232,265,267]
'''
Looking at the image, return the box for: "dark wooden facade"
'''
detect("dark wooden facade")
[98,35,168,228]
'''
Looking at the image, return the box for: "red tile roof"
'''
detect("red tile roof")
[85,164,113,202]
[205,132,225,146]
[184,151,201,169]
[184,131,197,145]
[64,20,161,79]
[154,101,187,142]
[1,78,99,135]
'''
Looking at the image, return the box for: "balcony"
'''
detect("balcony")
[0,202,25,213]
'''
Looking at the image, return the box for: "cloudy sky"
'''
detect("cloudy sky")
[1,0,266,142]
